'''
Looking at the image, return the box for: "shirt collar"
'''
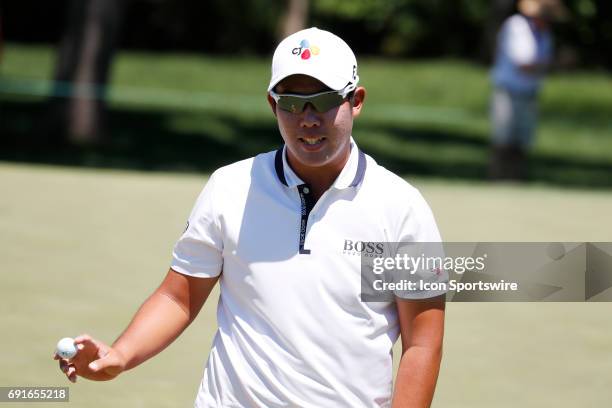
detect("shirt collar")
[274,137,367,190]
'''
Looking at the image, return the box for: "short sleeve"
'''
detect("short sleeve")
[171,172,223,278]
[398,188,442,243]
[394,189,448,300]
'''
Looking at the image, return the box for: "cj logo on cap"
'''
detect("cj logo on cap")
[292,39,320,60]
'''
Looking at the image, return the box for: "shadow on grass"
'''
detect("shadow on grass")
[1,98,611,189]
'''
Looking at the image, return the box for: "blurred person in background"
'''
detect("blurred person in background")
[489,0,568,180]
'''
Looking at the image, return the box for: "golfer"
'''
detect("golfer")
[55,27,446,407]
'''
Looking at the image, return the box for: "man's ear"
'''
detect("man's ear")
[267,94,278,117]
[351,86,366,118]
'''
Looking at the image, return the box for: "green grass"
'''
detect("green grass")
[2,44,612,407]
[1,162,611,407]
[1,43,612,188]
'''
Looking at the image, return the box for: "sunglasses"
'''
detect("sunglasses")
[269,83,356,113]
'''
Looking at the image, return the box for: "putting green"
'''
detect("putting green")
[1,163,610,407]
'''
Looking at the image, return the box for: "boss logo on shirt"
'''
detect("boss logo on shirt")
[343,240,384,257]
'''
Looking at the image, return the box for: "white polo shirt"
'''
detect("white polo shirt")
[171,140,442,408]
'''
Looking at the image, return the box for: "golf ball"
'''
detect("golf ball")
[56,337,77,359]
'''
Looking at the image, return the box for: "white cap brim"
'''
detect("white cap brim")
[268,68,353,92]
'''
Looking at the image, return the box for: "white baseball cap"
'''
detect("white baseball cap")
[268,27,359,92]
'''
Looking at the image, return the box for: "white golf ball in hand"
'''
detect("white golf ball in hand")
[56,337,77,359]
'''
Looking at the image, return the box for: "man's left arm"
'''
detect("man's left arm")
[392,294,446,408]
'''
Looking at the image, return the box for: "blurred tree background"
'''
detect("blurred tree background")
[0,0,611,187]
[2,0,610,66]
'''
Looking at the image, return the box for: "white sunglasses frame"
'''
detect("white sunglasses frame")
[269,82,357,106]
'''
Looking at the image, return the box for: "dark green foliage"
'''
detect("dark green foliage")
[0,0,610,67]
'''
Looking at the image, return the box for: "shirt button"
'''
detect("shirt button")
[303,187,310,194]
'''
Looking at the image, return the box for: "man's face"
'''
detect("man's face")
[267,74,364,174]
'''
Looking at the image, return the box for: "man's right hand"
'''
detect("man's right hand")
[54,334,127,382]
[52,270,219,383]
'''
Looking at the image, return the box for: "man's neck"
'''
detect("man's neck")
[299,172,338,201]
[288,152,350,201]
